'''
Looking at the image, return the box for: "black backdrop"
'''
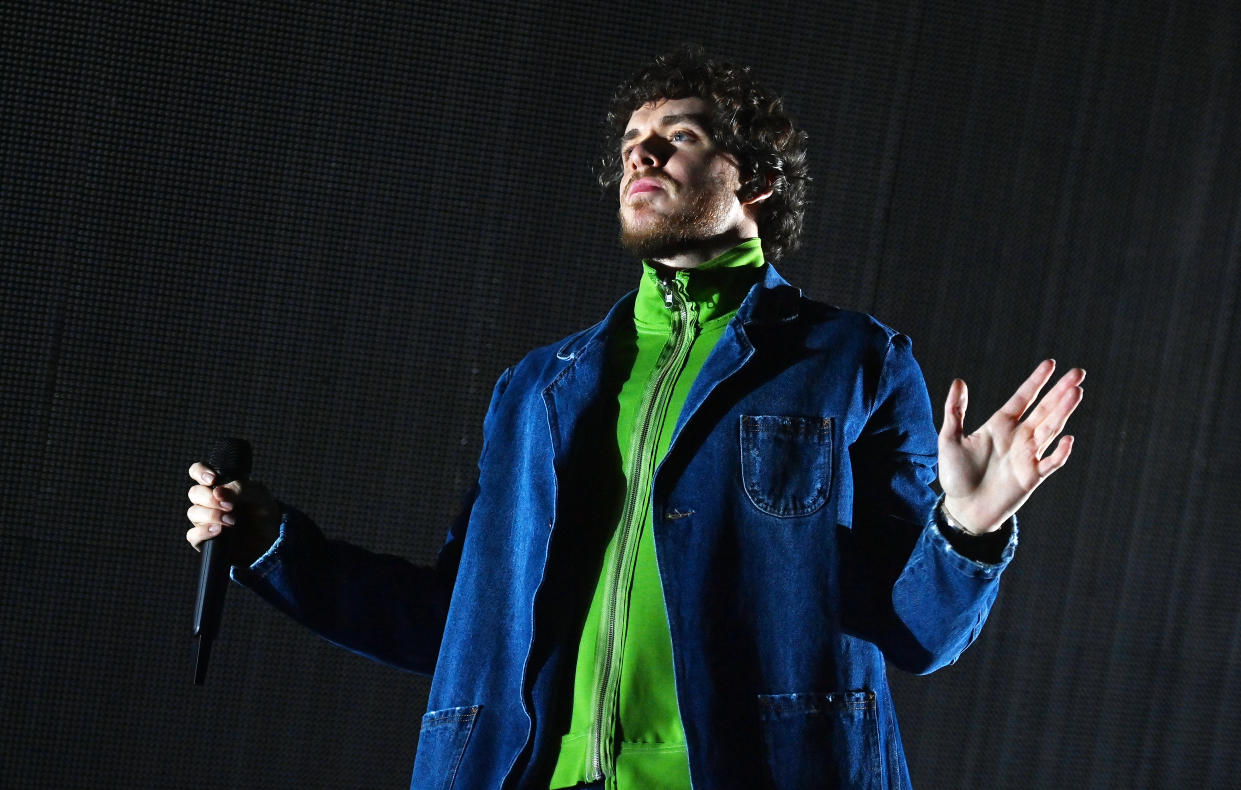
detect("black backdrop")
[4,1,1240,788]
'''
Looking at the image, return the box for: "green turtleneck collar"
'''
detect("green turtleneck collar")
[634,238,766,329]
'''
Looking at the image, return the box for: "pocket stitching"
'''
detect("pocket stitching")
[417,705,481,790]
[756,690,875,719]
[739,415,834,518]
[420,705,481,730]
[756,690,882,785]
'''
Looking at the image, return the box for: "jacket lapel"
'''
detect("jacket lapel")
[665,264,802,458]
[542,290,636,466]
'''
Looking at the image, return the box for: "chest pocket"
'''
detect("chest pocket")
[739,415,834,518]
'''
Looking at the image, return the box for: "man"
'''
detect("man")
[186,47,1084,789]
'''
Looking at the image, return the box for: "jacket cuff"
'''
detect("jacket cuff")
[928,494,1018,570]
[229,504,316,586]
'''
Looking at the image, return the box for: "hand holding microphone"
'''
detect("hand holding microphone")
[185,464,279,557]
[186,439,280,684]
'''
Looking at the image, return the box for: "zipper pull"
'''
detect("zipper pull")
[656,276,674,308]
[660,276,685,310]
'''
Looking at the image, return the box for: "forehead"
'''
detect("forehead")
[623,96,712,133]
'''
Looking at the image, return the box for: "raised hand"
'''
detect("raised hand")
[937,360,1085,534]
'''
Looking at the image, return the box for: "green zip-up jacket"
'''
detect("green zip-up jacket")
[550,239,766,789]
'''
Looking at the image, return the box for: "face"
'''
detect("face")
[617,96,756,264]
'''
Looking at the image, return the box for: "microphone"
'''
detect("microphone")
[192,438,253,686]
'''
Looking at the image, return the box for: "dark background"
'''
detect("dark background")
[3,1,1239,787]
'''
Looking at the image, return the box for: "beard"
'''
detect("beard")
[618,172,736,261]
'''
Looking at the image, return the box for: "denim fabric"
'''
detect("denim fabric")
[237,264,1017,790]
[740,414,834,517]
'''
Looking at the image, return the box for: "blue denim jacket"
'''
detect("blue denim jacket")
[239,264,1016,789]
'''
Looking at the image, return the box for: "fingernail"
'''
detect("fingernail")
[221,514,235,526]
[203,471,216,485]
[218,499,233,511]
[208,525,220,534]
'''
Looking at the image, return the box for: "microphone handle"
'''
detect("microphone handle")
[193,530,234,685]
[191,438,252,686]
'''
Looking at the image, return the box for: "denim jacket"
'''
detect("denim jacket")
[239,264,1016,789]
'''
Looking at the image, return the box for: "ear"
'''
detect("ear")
[741,187,773,207]
[740,171,776,208]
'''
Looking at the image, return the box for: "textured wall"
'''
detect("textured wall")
[3,1,1239,787]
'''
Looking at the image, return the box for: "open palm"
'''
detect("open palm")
[938,360,1086,534]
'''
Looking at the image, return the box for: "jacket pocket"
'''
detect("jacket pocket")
[740,415,834,517]
[756,690,881,790]
[411,705,481,790]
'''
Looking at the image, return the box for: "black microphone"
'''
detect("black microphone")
[192,438,253,686]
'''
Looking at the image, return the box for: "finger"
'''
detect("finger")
[188,484,231,511]
[939,378,967,441]
[186,523,222,551]
[1029,377,1086,455]
[188,462,216,486]
[995,359,1056,422]
[1036,434,1075,477]
[187,504,235,529]
[212,482,242,505]
[1024,367,1086,425]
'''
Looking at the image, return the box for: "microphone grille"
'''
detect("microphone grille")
[205,438,253,484]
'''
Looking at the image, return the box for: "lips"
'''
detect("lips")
[628,177,667,197]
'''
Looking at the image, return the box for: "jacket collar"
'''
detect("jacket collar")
[555,262,802,363]
[736,263,802,327]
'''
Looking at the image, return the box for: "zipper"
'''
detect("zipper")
[588,273,698,783]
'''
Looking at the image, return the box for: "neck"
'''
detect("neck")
[647,230,758,269]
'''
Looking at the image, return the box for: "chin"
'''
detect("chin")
[619,227,697,260]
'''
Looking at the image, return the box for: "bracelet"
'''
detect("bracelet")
[938,500,1011,563]
[939,500,973,534]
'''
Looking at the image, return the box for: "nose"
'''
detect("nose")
[627,135,668,169]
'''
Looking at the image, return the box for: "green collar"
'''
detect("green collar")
[634,238,766,329]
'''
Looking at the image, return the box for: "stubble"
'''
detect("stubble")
[618,171,736,261]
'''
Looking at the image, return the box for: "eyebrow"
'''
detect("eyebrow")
[622,113,711,142]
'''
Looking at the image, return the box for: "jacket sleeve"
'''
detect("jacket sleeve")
[841,333,1017,675]
[230,367,514,675]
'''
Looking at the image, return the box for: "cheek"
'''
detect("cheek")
[713,160,743,191]
[675,166,720,193]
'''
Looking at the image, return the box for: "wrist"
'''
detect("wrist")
[940,497,1002,535]
[936,498,1015,565]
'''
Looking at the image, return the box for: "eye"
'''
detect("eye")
[670,130,695,143]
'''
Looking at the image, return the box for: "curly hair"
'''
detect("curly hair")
[598,45,810,261]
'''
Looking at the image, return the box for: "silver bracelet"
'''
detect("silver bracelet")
[939,500,971,533]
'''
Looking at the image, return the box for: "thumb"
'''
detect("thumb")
[940,378,968,443]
